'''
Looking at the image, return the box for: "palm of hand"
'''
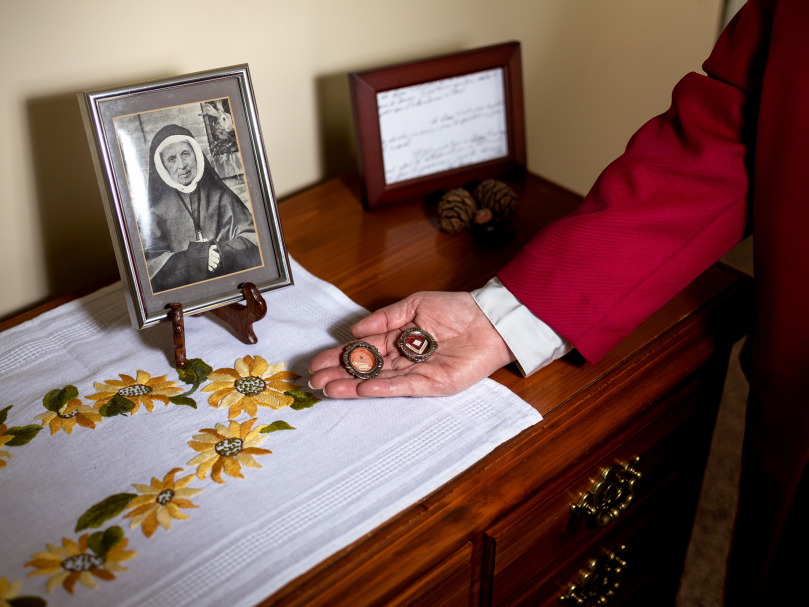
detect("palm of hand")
[309,292,515,399]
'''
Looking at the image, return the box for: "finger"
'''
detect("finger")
[316,377,364,399]
[309,334,392,373]
[309,351,416,392]
[317,366,428,399]
[309,345,345,373]
[356,373,440,398]
[351,296,419,338]
[308,362,353,390]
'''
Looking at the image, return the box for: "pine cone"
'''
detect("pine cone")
[474,179,518,217]
[437,188,477,234]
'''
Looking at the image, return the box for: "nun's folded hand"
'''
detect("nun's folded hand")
[208,244,220,272]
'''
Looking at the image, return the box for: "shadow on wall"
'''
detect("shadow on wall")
[26,92,118,302]
[311,43,465,191]
[22,72,175,316]
[315,72,358,182]
[722,0,748,33]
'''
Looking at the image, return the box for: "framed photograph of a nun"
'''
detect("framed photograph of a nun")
[79,65,292,329]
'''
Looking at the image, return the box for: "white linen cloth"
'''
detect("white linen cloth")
[0,258,542,607]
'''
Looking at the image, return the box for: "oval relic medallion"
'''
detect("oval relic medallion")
[343,341,384,380]
[397,327,438,363]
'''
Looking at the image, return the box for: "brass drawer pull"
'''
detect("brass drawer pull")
[558,545,628,606]
[569,457,641,526]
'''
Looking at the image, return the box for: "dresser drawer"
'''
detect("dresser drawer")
[384,542,472,607]
[487,372,719,606]
[527,467,696,607]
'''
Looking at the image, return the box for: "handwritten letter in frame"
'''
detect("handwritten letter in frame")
[350,42,525,210]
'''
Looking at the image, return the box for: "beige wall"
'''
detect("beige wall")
[0,0,723,321]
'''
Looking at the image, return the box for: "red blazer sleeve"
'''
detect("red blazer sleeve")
[498,0,776,363]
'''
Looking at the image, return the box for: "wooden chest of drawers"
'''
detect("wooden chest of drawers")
[264,172,752,607]
[488,350,726,606]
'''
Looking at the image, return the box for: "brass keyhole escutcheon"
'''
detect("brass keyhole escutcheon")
[569,457,641,526]
[559,545,628,606]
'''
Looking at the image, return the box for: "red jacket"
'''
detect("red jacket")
[499,0,808,601]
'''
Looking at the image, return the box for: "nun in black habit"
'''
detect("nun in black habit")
[139,124,261,293]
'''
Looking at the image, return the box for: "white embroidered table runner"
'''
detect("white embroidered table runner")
[0,259,542,607]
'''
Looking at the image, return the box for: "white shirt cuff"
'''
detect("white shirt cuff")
[471,277,572,377]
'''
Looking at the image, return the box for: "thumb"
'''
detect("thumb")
[351,295,420,338]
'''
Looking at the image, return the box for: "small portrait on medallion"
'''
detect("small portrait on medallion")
[80,67,292,329]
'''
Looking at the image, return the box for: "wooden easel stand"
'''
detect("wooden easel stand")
[171,303,186,368]
[170,283,268,368]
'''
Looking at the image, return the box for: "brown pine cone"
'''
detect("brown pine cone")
[437,188,477,234]
[473,179,518,217]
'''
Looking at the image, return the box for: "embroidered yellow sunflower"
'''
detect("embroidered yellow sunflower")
[188,418,271,484]
[0,576,23,606]
[86,370,183,414]
[202,356,301,419]
[35,399,102,435]
[25,531,135,594]
[0,425,12,469]
[124,467,203,538]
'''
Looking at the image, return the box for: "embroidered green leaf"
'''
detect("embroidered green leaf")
[285,389,322,410]
[175,358,214,402]
[75,493,138,532]
[7,596,48,607]
[0,404,11,425]
[177,367,198,385]
[260,420,296,433]
[4,425,42,446]
[177,358,213,387]
[169,396,197,409]
[42,385,79,412]
[99,393,136,417]
[87,525,124,559]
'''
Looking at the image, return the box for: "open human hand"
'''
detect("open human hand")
[208,244,220,272]
[308,291,515,398]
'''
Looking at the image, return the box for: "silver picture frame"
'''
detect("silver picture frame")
[78,64,292,329]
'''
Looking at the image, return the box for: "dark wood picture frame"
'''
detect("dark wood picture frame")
[350,41,526,210]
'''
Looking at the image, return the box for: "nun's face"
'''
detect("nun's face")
[160,141,197,186]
